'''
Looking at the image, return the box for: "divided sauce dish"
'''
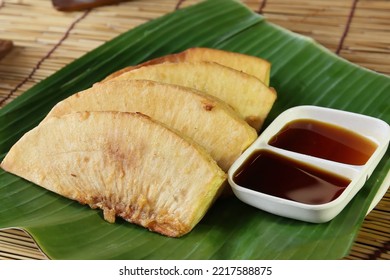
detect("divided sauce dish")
[228,105,390,223]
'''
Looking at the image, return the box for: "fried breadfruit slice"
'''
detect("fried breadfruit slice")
[104,47,271,85]
[103,62,277,131]
[1,111,226,237]
[44,80,257,171]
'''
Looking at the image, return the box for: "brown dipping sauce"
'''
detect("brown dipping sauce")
[268,119,377,165]
[233,150,350,205]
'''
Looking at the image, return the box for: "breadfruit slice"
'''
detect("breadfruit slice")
[1,111,226,237]
[104,62,277,131]
[104,47,271,85]
[44,80,257,171]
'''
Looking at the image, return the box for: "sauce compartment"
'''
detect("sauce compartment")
[268,118,377,165]
[232,149,352,205]
[228,106,390,223]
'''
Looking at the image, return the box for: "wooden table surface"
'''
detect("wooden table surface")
[0,0,389,260]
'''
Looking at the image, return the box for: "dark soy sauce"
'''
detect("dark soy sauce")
[233,150,351,205]
[268,119,377,165]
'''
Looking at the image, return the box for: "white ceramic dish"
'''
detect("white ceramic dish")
[228,105,390,223]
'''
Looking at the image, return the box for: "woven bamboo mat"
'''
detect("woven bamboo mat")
[0,0,389,260]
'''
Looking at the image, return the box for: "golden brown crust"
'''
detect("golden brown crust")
[103,47,271,85]
[102,61,276,131]
[1,111,226,237]
[43,79,257,171]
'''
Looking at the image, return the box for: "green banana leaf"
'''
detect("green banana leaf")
[0,0,389,259]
